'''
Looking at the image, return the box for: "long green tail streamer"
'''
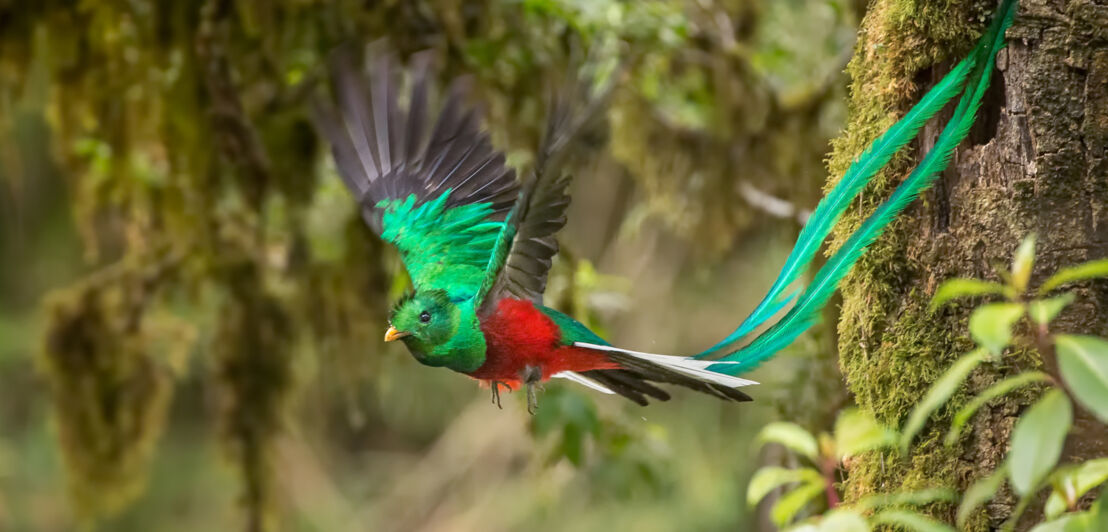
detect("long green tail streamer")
[704,0,1017,373]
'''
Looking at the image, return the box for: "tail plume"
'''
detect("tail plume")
[573,342,755,403]
[555,1,1016,399]
[701,0,1018,374]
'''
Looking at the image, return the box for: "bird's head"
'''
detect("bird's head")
[385,289,485,372]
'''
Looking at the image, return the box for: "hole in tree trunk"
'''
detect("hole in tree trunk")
[969,68,1005,147]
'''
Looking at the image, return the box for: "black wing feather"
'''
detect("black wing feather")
[315,46,519,235]
[481,66,616,306]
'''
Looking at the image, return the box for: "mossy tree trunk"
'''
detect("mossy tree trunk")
[830,0,1108,528]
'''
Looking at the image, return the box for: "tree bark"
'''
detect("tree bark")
[830,0,1108,528]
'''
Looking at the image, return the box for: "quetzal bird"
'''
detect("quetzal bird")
[316,0,1016,412]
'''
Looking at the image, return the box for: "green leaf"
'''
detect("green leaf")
[834,408,897,460]
[772,477,826,528]
[816,510,871,532]
[1092,489,1108,530]
[1029,516,1075,532]
[1044,458,1108,520]
[1011,234,1037,292]
[958,467,1007,528]
[1028,512,1100,532]
[1040,258,1108,294]
[788,523,824,532]
[787,525,820,532]
[1009,389,1073,496]
[969,302,1025,354]
[854,488,956,512]
[900,348,988,451]
[1055,335,1108,424]
[1070,459,1108,503]
[1028,293,1075,326]
[747,466,824,506]
[946,371,1051,446]
[1044,490,1067,522]
[758,422,820,461]
[562,423,585,466]
[872,509,955,532]
[930,278,1008,310]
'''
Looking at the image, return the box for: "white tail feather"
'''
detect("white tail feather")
[552,371,616,394]
[572,342,759,388]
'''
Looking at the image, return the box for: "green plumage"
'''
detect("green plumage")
[379,191,505,297]
[537,305,609,346]
[388,290,487,372]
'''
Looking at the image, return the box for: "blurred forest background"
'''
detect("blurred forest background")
[0,0,987,530]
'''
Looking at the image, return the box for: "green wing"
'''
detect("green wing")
[315,48,519,296]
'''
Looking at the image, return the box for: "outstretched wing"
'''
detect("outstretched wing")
[477,65,615,307]
[315,48,519,295]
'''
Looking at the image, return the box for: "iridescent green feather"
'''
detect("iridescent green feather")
[707,0,1017,375]
[379,190,506,298]
[694,14,997,359]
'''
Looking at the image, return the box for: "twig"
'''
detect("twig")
[738,181,812,225]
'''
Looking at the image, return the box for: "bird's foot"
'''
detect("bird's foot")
[490,381,510,409]
[526,384,545,415]
[521,366,543,415]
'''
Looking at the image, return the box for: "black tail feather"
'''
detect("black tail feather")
[581,360,753,406]
[580,369,672,406]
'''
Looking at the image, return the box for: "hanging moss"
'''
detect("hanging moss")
[605,0,854,258]
[212,261,294,532]
[38,259,177,521]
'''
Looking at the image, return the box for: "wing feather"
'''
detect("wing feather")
[476,62,619,307]
[315,46,520,293]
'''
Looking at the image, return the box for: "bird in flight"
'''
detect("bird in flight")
[314,0,1014,412]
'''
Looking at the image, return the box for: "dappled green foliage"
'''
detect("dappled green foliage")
[749,236,1108,531]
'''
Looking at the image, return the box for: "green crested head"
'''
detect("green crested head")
[385,289,486,373]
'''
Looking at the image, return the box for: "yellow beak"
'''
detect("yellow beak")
[384,326,411,342]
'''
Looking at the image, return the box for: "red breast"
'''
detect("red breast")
[471,298,619,386]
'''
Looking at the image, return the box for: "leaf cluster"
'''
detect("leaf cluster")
[748,235,1108,530]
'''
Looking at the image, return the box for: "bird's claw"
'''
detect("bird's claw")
[522,365,543,415]
[526,383,540,415]
[490,381,508,409]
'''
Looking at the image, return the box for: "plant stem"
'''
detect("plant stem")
[822,458,840,509]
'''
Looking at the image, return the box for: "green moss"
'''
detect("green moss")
[604,1,856,259]
[825,0,1006,524]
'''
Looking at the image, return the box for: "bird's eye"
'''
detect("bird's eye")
[419,310,431,323]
